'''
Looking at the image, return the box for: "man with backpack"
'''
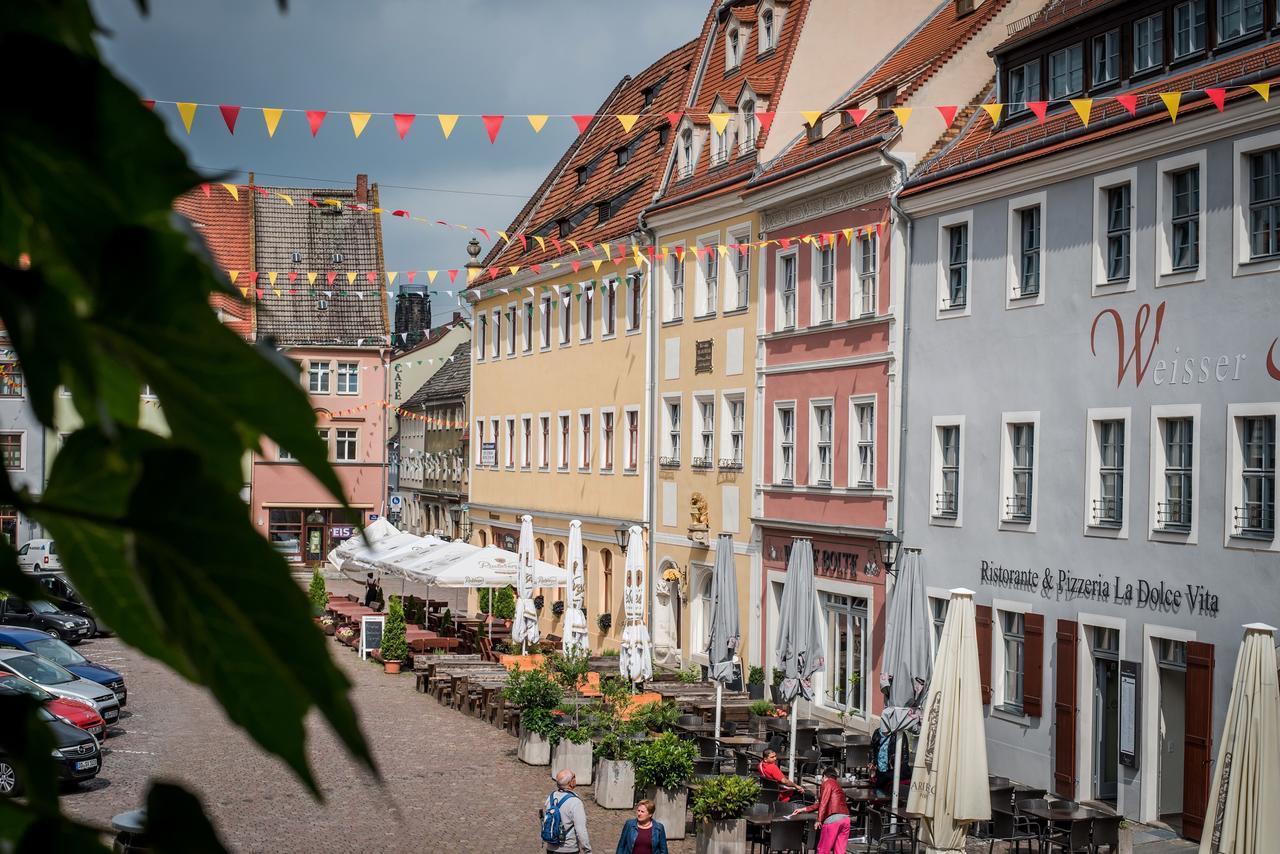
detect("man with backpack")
[541,769,591,853]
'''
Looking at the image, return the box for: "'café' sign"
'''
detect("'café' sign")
[979,560,1219,617]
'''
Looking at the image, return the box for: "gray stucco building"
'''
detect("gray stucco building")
[897,2,1280,842]
[0,333,45,545]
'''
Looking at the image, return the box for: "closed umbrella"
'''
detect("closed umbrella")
[906,588,990,852]
[562,521,589,657]
[774,538,824,780]
[618,525,652,683]
[880,550,933,821]
[707,533,740,741]
[1200,623,1280,854]
[512,515,540,653]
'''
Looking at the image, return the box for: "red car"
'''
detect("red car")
[0,672,106,739]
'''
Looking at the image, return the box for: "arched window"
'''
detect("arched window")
[740,99,756,152]
[681,128,694,178]
[579,547,590,611]
[600,548,613,614]
[554,541,566,601]
[478,529,488,547]
[761,9,776,50]
[536,538,546,562]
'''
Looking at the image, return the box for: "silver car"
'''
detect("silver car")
[0,650,121,725]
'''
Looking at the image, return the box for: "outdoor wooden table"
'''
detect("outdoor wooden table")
[744,811,816,826]
[1018,800,1105,847]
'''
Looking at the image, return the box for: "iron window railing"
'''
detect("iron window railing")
[935,493,958,518]
[1157,500,1193,532]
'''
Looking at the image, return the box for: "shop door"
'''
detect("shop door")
[1093,657,1120,802]
[1182,641,1214,842]
[1053,620,1078,798]
[304,525,325,563]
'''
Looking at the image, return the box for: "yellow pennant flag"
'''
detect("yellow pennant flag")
[601,242,612,257]
[427,270,439,284]
[633,246,644,266]
[498,231,509,242]
[467,268,480,284]
[221,183,240,201]
[262,108,283,137]
[617,114,639,133]
[1070,98,1093,127]
[801,110,823,128]
[387,271,397,286]
[239,286,250,298]
[176,102,197,134]
[717,244,730,257]
[841,228,853,244]
[1250,83,1271,102]
[981,103,1004,125]
[509,266,521,276]
[371,207,383,214]
[568,240,580,253]
[274,288,282,297]
[891,107,913,127]
[1160,92,1181,122]
[591,259,603,272]
[324,198,342,207]
[437,114,459,139]
[708,112,732,134]
[527,115,549,133]
[349,113,372,137]
[228,271,239,284]
[550,262,561,269]
[535,236,546,251]
[267,271,278,286]
[346,272,358,285]
[276,193,294,205]
[307,272,318,286]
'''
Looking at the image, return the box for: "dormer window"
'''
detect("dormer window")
[709,102,730,167]
[315,298,329,311]
[576,166,589,186]
[597,202,610,224]
[616,146,630,168]
[806,120,823,144]
[681,127,695,178]
[642,76,667,109]
[761,10,776,50]
[727,28,742,69]
[740,99,757,152]
[558,219,571,238]
[657,125,670,149]
[876,88,897,109]
[955,0,975,16]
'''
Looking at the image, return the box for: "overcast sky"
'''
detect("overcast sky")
[91,0,706,325]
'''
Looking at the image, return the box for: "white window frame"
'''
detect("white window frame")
[559,288,572,344]
[930,415,965,527]
[774,401,796,485]
[1084,407,1132,539]
[504,416,516,469]
[812,241,835,325]
[854,233,878,318]
[601,276,618,338]
[721,391,746,467]
[709,99,730,168]
[809,398,834,487]
[476,314,487,361]
[579,284,594,342]
[578,410,593,471]
[666,244,686,322]
[1149,404,1200,544]
[999,411,1041,532]
[600,407,616,473]
[694,393,716,468]
[490,309,502,358]
[538,412,552,470]
[308,361,331,394]
[488,418,500,469]
[1224,402,1279,551]
[696,233,720,318]
[1092,167,1138,294]
[557,411,572,472]
[335,361,359,395]
[539,294,553,349]
[758,1,783,53]
[662,394,683,463]
[1006,191,1047,309]
[624,405,641,473]
[335,428,357,463]
[776,248,798,331]
[522,299,534,352]
[991,599,1035,716]
[625,269,643,333]
[850,395,876,488]
[475,419,485,465]
[936,210,973,319]
[1232,127,1280,277]
[728,225,752,312]
[1156,150,1207,287]
[520,414,533,470]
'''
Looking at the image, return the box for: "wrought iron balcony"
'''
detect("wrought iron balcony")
[659,456,681,469]
[1091,497,1123,527]
[1233,504,1276,540]
[1156,500,1192,532]
[718,458,744,471]
[934,493,958,518]
[691,457,714,470]
[1004,494,1032,522]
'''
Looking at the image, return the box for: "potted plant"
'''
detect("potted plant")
[551,600,565,618]
[770,668,785,704]
[533,594,545,613]
[746,665,765,700]
[631,732,698,840]
[748,700,776,735]
[308,567,327,618]
[439,608,454,637]
[504,664,563,766]
[380,596,408,674]
[335,625,356,645]
[596,612,612,633]
[544,652,594,781]
[629,700,680,734]
[592,675,639,809]
[677,664,703,684]
[690,775,760,854]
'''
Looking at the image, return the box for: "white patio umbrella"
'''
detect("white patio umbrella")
[906,588,990,852]
[707,533,740,741]
[1199,623,1280,854]
[617,525,652,683]
[774,538,824,780]
[512,515,540,653]
[326,517,400,569]
[562,521,589,657]
[419,546,567,588]
[393,541,478,582]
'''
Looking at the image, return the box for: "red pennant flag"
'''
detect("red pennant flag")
[665,112,683,128]
[288,289,297,295]
[673,246,685,261]
[306,110,327,136]
[326,272,338,285]
[248,271,260,285]
[477,228,490,241]
[255,288,264,300]
[936,105,958,127]
[141,99,156,110]
[780,238,792,250]
[531,264,542,274]
[307,198,320,208]
[551,237,563,254]
[585,241,595,252]
[482,115,504,143]
[253,186,269,197]
[447,270,459,283]
[392,210,409,218]
[1204,88,1226,112]
[570,115,594,134]
[288,271,298,284]
[366,271,377,284]
[1115,94,1138,116]
[1026,101,1049,123]
[647,246,656,258]
[517,233,527,250]
[571,261,582,273]
[219,104,241,134]
[201,183,211,198]
[406,271,417,284]
[845,108,867,127]
[755,111,776,134]
[393,113,416,139]
[488,267,500,279]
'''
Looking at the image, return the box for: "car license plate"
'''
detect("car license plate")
[75,759,97,771]
[102,709,118,721]
[87,726,103,736]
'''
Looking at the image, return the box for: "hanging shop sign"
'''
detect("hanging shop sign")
[1119,660,1140,768]
[978,560,1220,617]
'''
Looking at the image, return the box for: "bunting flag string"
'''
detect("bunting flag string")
[148,81,1275,139]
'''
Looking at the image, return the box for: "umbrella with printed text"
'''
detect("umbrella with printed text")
[511,515,540,653]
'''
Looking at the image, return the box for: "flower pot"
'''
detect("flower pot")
[748,713,769,736]
[1118,825,1134,854]
[322,624,336,636]
[696,818,747,854]
[650,786,687,839]
[747,682,764,700]
[550,739,593,785]
[383,660,401,674]
[593,759,635,809]
[518,726,551,766]
[769,684,783,704]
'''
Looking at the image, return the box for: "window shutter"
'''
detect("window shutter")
[1022,612,1045,717]
[1053,620,1078,798]
[975,604,993,705]
[1182,641,1215,842]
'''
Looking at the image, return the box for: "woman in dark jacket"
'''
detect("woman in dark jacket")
[616,799,668,854]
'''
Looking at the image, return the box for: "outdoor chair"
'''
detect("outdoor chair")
[1015,788,1047,806]
[864,806,917,853]
[971,808,1038,854]
[1042,818,1093,853]
[763,817,805,853]
[1089,815,1123,853]
[744,802,771,852]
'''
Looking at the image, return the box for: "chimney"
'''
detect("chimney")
[355,173,369,204]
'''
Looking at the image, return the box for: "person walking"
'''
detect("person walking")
[615,799,668,854]
[542,769,591,854]
[362,572,379,608]
[789,766,850,854]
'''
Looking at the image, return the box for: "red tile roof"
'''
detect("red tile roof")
[479,39,700,280]
[907,41,1280,195]
[995,0,1120,53]
[748,0,1012,189]
[173,189,252,339]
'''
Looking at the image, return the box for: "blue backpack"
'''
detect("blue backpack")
[541,791,577,845]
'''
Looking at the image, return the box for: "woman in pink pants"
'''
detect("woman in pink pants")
[791,766,851,854]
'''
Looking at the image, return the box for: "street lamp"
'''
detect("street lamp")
[614,522,631,553]
[876,530,903,579]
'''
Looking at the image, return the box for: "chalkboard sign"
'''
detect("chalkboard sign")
[360,615,385,661]
[1119,659,1139,768]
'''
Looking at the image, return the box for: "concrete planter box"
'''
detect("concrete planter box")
[650,786,687,839]
[593,759,635,809]
[551,739,594,785]
[1118,825,1134,854]
[518,727,550,766]
[695,818,747,854]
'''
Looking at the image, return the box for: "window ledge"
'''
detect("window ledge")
[693,312,719,322]
[600,333,617,342]
[625,326,643,336]
[1157,268,1204,288]
[662,318,685,328]
[991,705,1032,727]
[577,467,592,474]
[722,306,750,317]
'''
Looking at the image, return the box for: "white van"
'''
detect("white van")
[16,539,61,572]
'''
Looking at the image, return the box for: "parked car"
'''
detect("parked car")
[0,627,127,705]
[0,673,106,739]
[15,538,61,572]
[0,596,92,644]
[0,706,102,795]
[29,572,111,636]
[0,651,120,726]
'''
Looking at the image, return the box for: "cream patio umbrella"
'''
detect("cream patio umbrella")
[617,525,652,683]
[1200,623,1280,854]
[512,515,540,653]
[562,521,589,657]
[906,588,990,852]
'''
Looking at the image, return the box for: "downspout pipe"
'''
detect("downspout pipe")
[879,146,913,543]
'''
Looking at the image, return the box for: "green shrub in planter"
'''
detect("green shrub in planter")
[690,775,760,822]
[677,664,703,684]
[631,732,697,792]
[747,665,765,685]
[308,567,327,614]
[748,700,776,717]
[478,585,517,620]
[380,597,408,663]
[629,700,681,733]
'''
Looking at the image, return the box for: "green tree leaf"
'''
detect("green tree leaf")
[143,782,229,853]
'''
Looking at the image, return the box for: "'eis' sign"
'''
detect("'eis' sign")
[980,561,1220,617]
